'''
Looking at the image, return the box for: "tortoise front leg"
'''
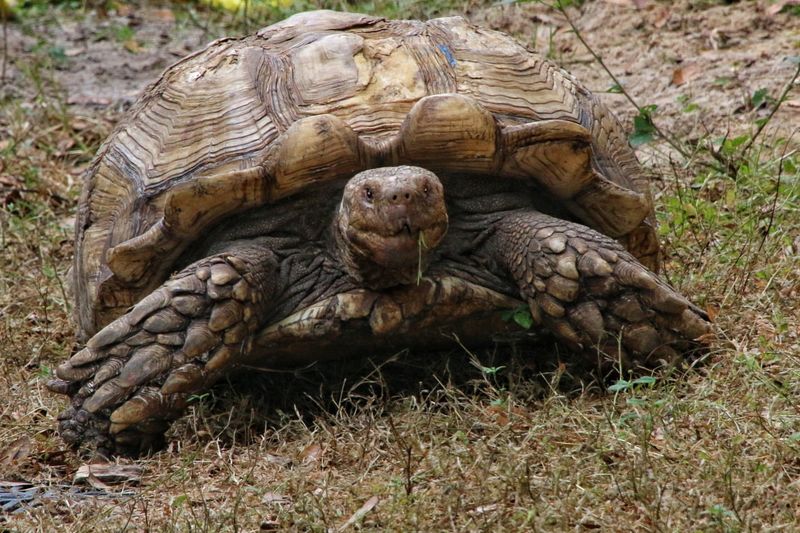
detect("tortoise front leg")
[487,210,712,370]
[48,247,277,456]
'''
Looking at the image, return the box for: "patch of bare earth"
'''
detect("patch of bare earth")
[1,1,799,530]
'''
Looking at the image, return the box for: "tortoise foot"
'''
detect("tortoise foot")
[48,254,266,454]
[494,210,713,370]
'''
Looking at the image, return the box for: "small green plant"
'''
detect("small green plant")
[607,375,657,394]
[676,94,700,113]
[629,105,658,147]
[188,392,211,403]
[750,87,772,110]
[501,305,534,329]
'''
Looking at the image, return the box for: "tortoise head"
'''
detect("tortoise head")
[335,166,448,289]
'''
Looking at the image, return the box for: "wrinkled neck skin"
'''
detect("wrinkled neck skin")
[331,166,449,290]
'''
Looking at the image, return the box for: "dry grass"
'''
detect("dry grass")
[1,1,799,531]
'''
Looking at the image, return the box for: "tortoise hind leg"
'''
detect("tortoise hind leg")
[487,210,712,370]
[48,246,278,456]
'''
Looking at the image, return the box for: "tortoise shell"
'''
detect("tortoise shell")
[74,10,657,338]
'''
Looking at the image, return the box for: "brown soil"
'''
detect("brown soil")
[474,0,800,143]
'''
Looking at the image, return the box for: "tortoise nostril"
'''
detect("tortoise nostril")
[392,194,398,201]
[405,193,410,200]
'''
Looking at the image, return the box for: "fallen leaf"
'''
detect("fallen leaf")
[602,0,650,7]
[652,8,671,28]
[264,453,291,466]
[470,502,499,515]
[337,496,379,531]
[56,137,76,154]
[1,436,31,467]
[672,63,702,86]
[85,471,113,490]
[299,443,323,464]
[486,404,510,425]
[149,8,175,23]
[123,39,142,54]
[74,463,143,486]
[705,304,719,323]
[262,492,292,505]
[767,0,800,16]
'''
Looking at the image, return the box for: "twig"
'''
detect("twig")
[1,3,8,86]
[739,61,800,156]
[549,1,690,159]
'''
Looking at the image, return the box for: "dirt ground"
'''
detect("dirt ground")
[1,0,799,530]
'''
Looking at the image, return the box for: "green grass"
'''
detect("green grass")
[1,0,799,530]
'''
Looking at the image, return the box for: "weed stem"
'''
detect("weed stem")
[1,5,7,85]
[739,61,800,157]
[550,1,690,159]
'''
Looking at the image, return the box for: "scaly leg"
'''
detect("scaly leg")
[488,210,711,370]
[48,246,277,456]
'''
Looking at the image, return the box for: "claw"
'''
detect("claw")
[69,346,104,367]
[56,361,100,382]
[47,378,77,395]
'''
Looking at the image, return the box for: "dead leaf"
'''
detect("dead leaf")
[56,137,76,155]
[1,436,31,467]
[262,492,292,505]
[470,502,499,515]
[705,304,719,323]
[337,496,379,531]
[148,8,175,23]
[651,8,671,28]
[85,471,113,490]
[767,0,800,16]
[299,443,323,464]
[602,0,650,7]
[672,64,702,86]
[264,453,291,467]
[74,463,143,486]
[486,404,510,425]
[123,39,142,54]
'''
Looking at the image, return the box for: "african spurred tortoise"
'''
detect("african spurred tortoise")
[48,11,711,455]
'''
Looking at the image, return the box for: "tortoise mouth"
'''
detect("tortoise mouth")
[346,222,447,270]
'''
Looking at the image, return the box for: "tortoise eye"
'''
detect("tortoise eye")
[423,185,429,195]
[365,187,373,200]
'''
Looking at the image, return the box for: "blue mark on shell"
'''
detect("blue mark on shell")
[437,44,457,67]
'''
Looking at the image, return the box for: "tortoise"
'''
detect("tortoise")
[48,10,711,455]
